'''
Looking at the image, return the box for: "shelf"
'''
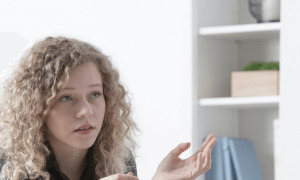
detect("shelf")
[199,22,281,41]
[199,96,280,109]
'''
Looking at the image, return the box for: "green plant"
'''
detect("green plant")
[242,62,263,71]
[258,62,279,70]
[242,62,279,71]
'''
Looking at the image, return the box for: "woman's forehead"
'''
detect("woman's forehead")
[71,62,101,77]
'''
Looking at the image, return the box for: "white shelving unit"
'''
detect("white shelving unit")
[199,96,280,109]
[199,22,281,40]
[192,1,280,180]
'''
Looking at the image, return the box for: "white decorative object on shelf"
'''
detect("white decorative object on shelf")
[199,96,280,109]
[249,0,280,23]
[199,22,281,40]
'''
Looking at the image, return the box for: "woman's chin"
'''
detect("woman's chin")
[73,140,95,149]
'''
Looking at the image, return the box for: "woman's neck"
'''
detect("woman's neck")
[48,140,89,180]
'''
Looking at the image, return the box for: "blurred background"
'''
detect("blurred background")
[1,1,299,180]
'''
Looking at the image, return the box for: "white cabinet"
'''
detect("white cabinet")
[192,1,282,180]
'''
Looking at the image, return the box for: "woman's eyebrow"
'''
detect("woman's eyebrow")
[62,84,103,91]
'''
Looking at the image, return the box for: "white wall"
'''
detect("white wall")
[0,1,193,180]
[280,0,300,179]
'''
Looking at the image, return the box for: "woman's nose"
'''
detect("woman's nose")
[76,100,93,119]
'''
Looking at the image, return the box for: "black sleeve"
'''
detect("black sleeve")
[124,149,138,177]
[0,156,6,173]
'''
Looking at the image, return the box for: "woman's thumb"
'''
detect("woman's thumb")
[170,142,191,157]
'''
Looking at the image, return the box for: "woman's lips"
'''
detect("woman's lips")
[75,127,93,131]
[75,127,95,135]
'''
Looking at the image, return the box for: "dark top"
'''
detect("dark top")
[0,145,137,180]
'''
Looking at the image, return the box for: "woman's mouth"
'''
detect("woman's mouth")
[74,127,95,135]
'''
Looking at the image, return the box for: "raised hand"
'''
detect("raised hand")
[152,134,217,180]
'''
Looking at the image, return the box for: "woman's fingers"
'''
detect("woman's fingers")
[127,172,133,176]
[170,142,191,158]
[197,152,203,172]
[203,137,218,153]
[203,148,212,172]
[202,134,214,148]
[196,134,214,154]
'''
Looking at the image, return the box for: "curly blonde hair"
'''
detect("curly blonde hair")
[0,36,141,180]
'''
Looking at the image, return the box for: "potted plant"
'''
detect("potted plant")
[231,62,279,97]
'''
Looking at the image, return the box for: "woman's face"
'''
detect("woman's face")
[46,62,106,149]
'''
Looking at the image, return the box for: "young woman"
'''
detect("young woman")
[0,36,217,180]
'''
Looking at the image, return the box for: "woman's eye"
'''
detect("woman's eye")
[92,92,101,98]
[60,92,101,102]
[60,96,72,102]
